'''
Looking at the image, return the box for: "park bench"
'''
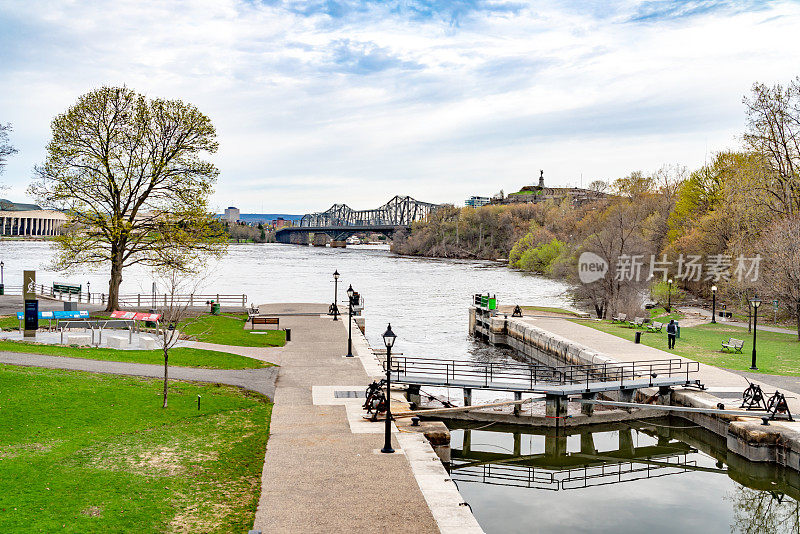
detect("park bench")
[721,338,744,353]
[611,313,627,323]
[52,282,81,295]
[647,321,664,333]
[252,316,280,330]
[628,317,645,328]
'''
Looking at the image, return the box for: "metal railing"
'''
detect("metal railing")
[383,356,699,390]
[10,283,248,308]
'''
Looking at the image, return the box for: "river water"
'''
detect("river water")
[0,241,572,358]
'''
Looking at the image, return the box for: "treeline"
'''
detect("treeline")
[393,77,800,338]
[224,221,274,243]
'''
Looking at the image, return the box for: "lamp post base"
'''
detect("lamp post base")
[381,445,395,454]
[750,366,758,371]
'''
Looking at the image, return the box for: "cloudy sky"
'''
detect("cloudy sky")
[1,0,798,214]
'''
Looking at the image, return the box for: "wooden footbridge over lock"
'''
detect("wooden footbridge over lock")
[384,356,703,420]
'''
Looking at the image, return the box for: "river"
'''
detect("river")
[0,241,572,358]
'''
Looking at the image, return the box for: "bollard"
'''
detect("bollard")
[197,395,201,410]
[284,328,291,342]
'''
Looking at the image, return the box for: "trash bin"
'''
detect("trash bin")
[634,331,643,344]
[146,308,157,328]
[676,324,681,339]
[284,328,291,342]
[211,301,220,315]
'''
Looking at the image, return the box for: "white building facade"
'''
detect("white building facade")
[0,200,67,236]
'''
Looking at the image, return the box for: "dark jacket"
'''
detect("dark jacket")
[666,321,677,335]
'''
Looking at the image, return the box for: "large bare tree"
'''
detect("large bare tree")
[757,216,800,340]
[29,86,227,310]
[743,78,800,217]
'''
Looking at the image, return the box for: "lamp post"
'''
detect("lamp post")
[87,281,91,303]
[667,278,673,312]
[332,270,340,321]
[381,324,396,454]
[711,285,717,324]
[345,284,355,357]
[750,295,761,370]
[0,260,4,296]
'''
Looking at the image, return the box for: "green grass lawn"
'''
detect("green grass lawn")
[572,318,800,376]
[0,365,271,532]
[0,340,268,369]
[181,314,286,347]
[522,305,584,317]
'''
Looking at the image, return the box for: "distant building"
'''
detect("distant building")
[224,206,240,222]
[274,217,293,229]
[502,171,607,206]
[465,196,491,208]
[0,199,66,236]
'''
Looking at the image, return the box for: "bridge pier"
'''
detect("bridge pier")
[330,240,346,248]
[581,392,597,416]
[312,233,328,247]
[580,431,597,455]
[513,391,522,417]
[545,394,568,419]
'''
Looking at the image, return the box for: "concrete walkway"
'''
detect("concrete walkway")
[252,310,444,533]
[525,316,800,421]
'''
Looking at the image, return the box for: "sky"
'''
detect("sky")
[1,0,799,214]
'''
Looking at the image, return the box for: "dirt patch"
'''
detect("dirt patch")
[81,505,103,517]
[0,440,61,459]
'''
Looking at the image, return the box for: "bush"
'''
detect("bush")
[512,238,565,274]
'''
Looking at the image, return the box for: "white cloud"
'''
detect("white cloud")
[0,0,798,212]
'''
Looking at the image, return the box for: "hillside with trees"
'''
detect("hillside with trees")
[394,77,800,338]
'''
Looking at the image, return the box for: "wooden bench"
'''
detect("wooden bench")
[252,317,280,330]
[628,317,645,328]
[611,313,627,323]
[721,338,744,353]
[646,321,664,333]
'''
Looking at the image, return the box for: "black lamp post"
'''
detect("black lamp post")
[381,323,396,454]
[87,281,91,303]
[667,278,673,312]
[345,284,355,357]
[332,270,340,321]
[711,285,717,324]
[750,295,761,370]
[0,260,4,296]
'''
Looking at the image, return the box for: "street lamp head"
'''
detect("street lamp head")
[668,278,673,284]
[333,269,340,281]
[751,295,762,309]
[711,285,717,293]
[346,284,354,298]
[382,323,397,349]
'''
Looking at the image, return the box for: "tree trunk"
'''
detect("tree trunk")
[162,347,169,408]
[106,253,124,312]
[796,301,799,342]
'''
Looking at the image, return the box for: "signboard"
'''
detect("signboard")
[110,311,162,322]
[23,270,36,300]
[23,270,37,337]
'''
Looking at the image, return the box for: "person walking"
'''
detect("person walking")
[666,319,677,350]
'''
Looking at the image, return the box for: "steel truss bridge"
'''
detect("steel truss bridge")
[275,195,439,243]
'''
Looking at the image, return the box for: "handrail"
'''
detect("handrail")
[381,356,698,388]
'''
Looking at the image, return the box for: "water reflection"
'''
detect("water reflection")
[447,419,799,533]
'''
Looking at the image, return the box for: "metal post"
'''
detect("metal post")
[333,276,339,321]
[751,303,759,370]
[346,295,353,357]
[382,341,394,453]
[711,288,716,324]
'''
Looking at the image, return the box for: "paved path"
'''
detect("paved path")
[252,311,442,533]
[524,316,800,419]
[0,345,281,398]
[678,305,797,335]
